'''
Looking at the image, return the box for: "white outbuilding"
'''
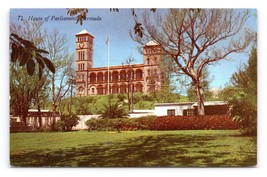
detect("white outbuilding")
[154,102,194,116]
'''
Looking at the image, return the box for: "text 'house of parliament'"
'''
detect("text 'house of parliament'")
[75,29,165,97]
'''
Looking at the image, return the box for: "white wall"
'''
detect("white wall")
[155,103,193,116]
[72,115,101,130]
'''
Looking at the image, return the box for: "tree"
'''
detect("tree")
[150,55,182,103]
[59,114,80,131]
[10,63,48,126]
[45,30,75,129]
[132,9,254,115]
[101,95,128,119]
[10,21,51,127]
[10,21,55,79]
[222,47,257,136]
[187,67,212,102]
[75,97,95,115]
[122,57,135,112]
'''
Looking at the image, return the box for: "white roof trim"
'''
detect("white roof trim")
[76,29,93,36]
[145,40,159,46]
[192,101,227,106]
[154,102,194,106]
[28,109,51,112]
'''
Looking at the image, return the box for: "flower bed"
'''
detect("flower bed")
[150,115,240,130]
[86,115,240,131]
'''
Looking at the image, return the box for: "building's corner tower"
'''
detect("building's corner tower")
[143,41,164,94]
[75,29,94,96]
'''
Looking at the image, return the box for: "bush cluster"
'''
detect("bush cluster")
[85,115,240,132]
[58,114,80,131]
[150,115,240,130]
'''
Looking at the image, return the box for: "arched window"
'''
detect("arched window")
[90,73,96,83]
[105,71,111,82]
[136,69,143,80]
[120,70,126,81]
[97,72,103,83]
[78,86,84,96]
[112,71,119,82]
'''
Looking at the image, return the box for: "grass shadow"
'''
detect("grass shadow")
[10,133,256,167]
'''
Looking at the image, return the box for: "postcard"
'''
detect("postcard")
[9,8,257,167]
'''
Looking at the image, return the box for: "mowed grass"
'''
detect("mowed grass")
[10,130,256,167]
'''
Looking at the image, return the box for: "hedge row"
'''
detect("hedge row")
[85,115,240,131]
[150,115,240,130]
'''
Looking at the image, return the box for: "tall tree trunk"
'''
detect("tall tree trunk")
[36,91,43,129]
[21,102,30,126]
[69,79,73,114]
[52,74,56,130]
[127,85,131,112]
[195,83,205,115]
[37,103,42,129]
[22,112,28,126]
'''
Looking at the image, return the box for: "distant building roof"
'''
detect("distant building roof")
[76,29,94,37]
[192,101,227,106]
[154,102,194,106]
[145,40,160,46]
[28,109,51,113]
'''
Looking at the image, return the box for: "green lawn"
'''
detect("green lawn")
[10,130,256,167]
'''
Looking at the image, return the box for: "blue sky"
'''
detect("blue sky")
[10,8,257,90]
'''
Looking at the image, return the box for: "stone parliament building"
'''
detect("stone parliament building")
[75,29,165,96]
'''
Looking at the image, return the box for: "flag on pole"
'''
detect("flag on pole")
[106,36,109,45]
[107,35,110,94]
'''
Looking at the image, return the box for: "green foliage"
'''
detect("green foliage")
[60,114,80,131]
[86,118,129,132]
[67,8,88,25]
[101,101,128,119]
[85,115,238,132]
[75,97,95,115]
[10,33,55,79]
[117,94,126,102]
[223,47,257,136]
[59,92,189,116]
[109,118,129,133]
[152,88,181,103]
[85,118,99,131]
[10,62,49,122]
[99,95,128,119]
[134,100,154,109]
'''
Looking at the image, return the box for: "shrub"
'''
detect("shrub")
[85,115,239,132]
[60,114,80,131]
[150,115,240,130]
[109,118,129,133]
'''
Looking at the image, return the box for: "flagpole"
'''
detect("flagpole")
[107,36,110,95]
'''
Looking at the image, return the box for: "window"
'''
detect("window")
[154,57,157,63]
[78,51,85,61]
[147,69,150,76]
[92,88,95,94]
[167,109,175,116]
[82,51,85,60]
